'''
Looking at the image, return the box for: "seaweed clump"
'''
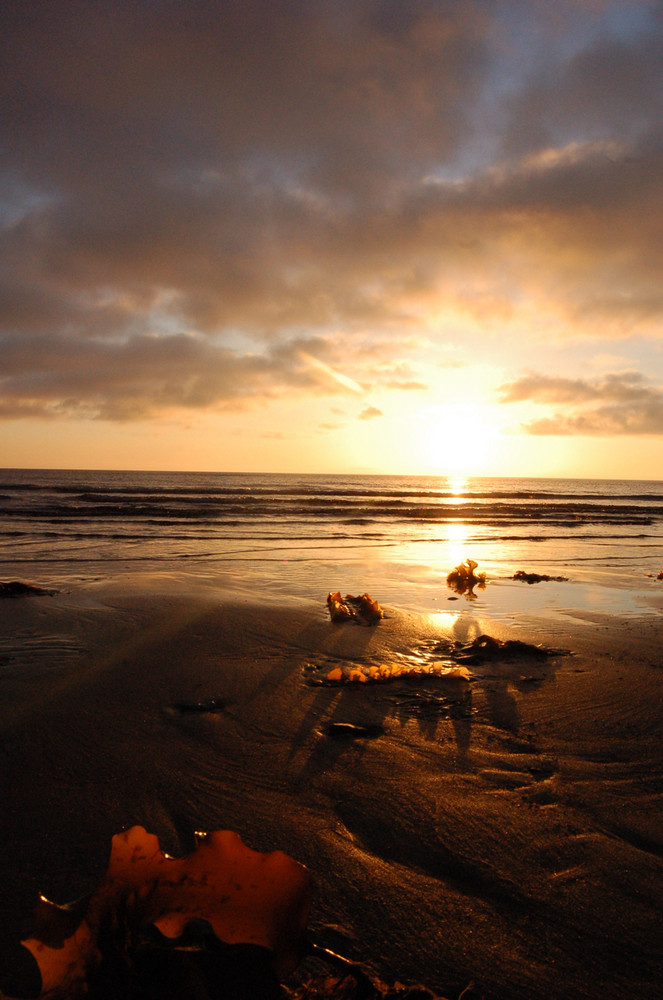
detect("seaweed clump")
[452,634,559,664]
[285,967,454,999]
[7,826,312,999]
[2,827,460,1000]
[512,571,568,584]
[327,592,384,625]
[307,660,471,686]
[446,560,486,598]
[0,580,57,598]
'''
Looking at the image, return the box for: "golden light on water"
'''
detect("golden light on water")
[447,475,468,496]
[445,519,469,568]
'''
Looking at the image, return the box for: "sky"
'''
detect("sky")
[2,0,663,478]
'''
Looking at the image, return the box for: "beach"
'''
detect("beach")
[1,574,662,999]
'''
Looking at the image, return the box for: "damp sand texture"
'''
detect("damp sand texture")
[0,584,662,999]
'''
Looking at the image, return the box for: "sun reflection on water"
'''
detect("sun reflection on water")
[447,475,468,496]
[445,520,469,568]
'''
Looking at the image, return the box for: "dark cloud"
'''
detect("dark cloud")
[1,0,484,196]
[501,11,663,156]
[2,1,663,423]
[499,371,663,434]
[498,371,650,404]
[0,332,361,421]
[400,136,663,334]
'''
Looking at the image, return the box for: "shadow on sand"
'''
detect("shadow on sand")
[276,610,563,786]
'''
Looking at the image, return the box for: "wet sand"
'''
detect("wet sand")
[0,579,662,999]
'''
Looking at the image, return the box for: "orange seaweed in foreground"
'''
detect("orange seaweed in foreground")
[19,826,312,997]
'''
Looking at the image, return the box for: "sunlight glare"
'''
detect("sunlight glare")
[445,519,469,568]
[417,404,499,476]
[447,475,468,496]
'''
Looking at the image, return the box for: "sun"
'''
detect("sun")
[416,403,501,476]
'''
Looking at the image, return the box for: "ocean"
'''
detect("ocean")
[2,468,663,622]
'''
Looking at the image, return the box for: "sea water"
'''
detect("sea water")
[1,469,663,620]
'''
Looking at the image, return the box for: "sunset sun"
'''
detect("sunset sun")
[412,403,502,477]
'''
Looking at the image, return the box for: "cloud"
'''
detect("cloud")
[500,11,663,158]
[2,2,663,426]
[358,406,383,421]
[0,332,365,421]
[364,360,429,392]
[499,371,663,434]
[385,380,429,391]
